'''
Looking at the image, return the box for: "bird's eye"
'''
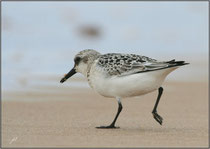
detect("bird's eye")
[74,57,81,64]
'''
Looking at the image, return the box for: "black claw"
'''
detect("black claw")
[96,125,120,129]
[152,111,163,125]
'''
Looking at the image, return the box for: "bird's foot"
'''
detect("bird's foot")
[152,111,163,125]
[96,124,119,129]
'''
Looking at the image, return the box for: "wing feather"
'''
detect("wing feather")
[96,53,186,76]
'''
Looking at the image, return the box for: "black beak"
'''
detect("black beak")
[60,68,76,83]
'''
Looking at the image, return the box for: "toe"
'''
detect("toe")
[152,112,163,125]
[96,126,120,129]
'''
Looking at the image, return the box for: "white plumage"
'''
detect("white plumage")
[88,63,178,98]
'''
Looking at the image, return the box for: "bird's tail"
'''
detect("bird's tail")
[166,59,189,67]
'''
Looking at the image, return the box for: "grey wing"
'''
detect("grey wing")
[118,59,172,76]
[97,53,187,76]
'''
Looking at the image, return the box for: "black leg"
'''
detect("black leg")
[96,98,123,129]
[152,87,163,125]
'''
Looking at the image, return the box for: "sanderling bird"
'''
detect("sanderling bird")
[60,49,189,129]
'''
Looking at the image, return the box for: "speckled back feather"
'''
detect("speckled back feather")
[96,53,183,76]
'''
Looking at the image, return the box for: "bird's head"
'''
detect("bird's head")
[60,49,101,83]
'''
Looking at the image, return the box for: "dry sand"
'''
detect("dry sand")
[2,81,209,147]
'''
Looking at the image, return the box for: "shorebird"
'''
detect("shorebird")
[60,49,189,129]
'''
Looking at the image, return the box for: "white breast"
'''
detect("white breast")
[88,63,178,98]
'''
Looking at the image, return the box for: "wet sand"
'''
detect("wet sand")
[2,81,208,147]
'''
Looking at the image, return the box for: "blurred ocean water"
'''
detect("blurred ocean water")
[2,2,208,92]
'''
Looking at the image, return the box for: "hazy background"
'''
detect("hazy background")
[2,2,208,92]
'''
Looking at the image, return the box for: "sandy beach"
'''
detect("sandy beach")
[2,81,208,147]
